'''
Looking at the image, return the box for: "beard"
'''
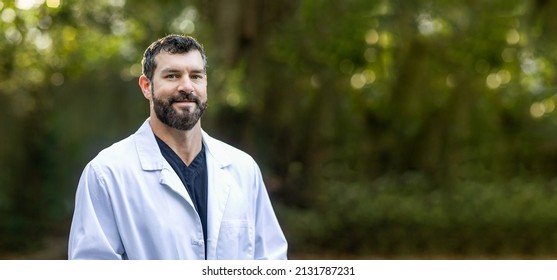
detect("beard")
[152,89,208,131]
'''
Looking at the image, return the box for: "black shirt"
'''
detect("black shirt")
[155,135,208,257]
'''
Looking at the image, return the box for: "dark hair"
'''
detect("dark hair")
[141,34,207,81]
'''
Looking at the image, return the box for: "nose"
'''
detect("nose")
[177,76,194,93]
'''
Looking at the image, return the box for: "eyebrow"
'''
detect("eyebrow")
[160,68,181,74]
[160,67,205,74]
[190,68,206,74]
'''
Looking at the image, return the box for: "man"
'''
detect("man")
[68,35,288,260]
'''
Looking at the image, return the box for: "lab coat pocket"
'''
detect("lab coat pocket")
[216,220,254,260]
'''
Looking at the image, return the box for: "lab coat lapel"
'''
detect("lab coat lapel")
[159,168,196,208]
[134,119,196,209]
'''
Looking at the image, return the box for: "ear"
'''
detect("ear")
[138,75,152,100]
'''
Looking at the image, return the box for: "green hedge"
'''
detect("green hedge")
[278,175,557,259]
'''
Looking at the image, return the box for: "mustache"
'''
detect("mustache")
[169,92,201,104]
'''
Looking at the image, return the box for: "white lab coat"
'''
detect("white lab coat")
[68,119,288,260]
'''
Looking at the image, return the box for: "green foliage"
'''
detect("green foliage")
[280,175,557,258]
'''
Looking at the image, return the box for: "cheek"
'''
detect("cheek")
[152,85,173,97]
[196,86,208,99]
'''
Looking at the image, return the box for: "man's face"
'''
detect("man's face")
[146,51,208,131]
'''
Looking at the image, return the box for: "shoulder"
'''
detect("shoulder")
[83,133,144,183]
[92,135,137,165]
[89,119,155,168]
[202,132,266,194]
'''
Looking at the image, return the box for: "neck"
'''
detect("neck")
[149,117,202,165]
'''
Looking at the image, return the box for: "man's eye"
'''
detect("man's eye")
[166,74,178,79]
[192,75,203,80]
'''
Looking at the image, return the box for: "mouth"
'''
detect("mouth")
[171,101,197,112]
[173,99,195,104]
[171,93,200,105]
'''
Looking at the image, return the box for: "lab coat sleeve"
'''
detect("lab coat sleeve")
[253,163,288,260]
[68,162,125,260]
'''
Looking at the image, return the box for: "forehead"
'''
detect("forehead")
[154,50,204,72]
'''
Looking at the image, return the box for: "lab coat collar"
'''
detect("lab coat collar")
[134,118,232,171]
